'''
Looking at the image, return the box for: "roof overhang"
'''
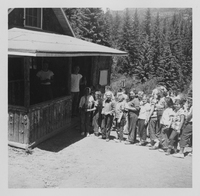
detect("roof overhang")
[8,28,128,57]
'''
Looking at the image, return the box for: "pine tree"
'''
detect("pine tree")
[117,8,133,75]
[129,9,141,75]
[158,41,181,90]
[102,8,113,47]
[81,8,105,44]
[168,13,192,91]
[112,11,122,48]
[151,12,162,77]
[135,35,154,83]
[64,8,88,39]
[120,8,133,51]
[143,8,152,39]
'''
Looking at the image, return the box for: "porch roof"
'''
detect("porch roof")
[8,28,128,57]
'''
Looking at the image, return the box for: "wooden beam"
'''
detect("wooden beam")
[24,57,30,108]
[8,141,29,150]
[68,57,72,94]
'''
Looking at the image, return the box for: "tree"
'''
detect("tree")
[111,11,122,48]
[64,8,88,39]
[102,8,113,47]
[129,9,141,74]
[158,42,181,90]
[135,35,154,83]
[120,8,133,51]
[80,8,105,44]
[116,8,133,75]
[143,8,152,39]
[151,12,162,77]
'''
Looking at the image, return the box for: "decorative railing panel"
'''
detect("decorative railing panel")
[8,96,72,146]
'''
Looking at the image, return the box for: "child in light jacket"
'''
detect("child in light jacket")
[165,99,186,155]
[158,97,175,151]
[137,94,151,146]
[113,93,128,143]
[79,87,94,137]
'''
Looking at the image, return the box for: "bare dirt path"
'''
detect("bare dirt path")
[8,122,192,188]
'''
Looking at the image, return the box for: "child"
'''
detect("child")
[146,91,162,149]
[137,94,151,146]
[173,98,192,158]
[165,99,186,155]
[79,87,94,136]
[113,93,128,143]
[103,85,115,101]
[156,91,167,131]
[101,91,115,141]
[88,91,103,136]
[158,97,174,152]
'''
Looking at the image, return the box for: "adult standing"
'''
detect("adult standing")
[36,62,54,102]
[125,90,140,144]
[71,66,84,117]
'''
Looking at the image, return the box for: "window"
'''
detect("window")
[24,8,42,29]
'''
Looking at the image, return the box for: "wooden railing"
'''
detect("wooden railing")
[8,96,72,148]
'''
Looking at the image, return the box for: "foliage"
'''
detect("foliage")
[64,8,192,93]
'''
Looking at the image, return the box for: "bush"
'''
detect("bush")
[111,73,192,97]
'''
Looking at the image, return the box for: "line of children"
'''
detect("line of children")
[78,86,192,158]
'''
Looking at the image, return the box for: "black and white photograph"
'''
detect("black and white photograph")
[1,0,200,195]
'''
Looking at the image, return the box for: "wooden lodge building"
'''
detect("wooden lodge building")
[8,8,127,149]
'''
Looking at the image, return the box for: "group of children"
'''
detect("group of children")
[78,85,193,159]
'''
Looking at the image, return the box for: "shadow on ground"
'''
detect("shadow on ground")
[36,117,85,153]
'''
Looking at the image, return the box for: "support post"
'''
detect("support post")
[24,57,30,108]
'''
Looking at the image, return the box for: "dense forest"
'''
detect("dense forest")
[64,8,192,94]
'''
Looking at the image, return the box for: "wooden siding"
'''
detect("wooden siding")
[8,8,70,36]
[43,8,66,35]
[8,96,72,147]
[28,96,72,144]
[8,8,24,28]
[52,8,75,37]
[8,106,29,144]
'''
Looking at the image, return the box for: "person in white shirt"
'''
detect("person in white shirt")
[71,66,84,117]
[36,62,54,101]
[158,97,174,151]
[137,94,151,146]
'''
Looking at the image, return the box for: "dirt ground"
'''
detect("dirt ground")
[8,120,192,188]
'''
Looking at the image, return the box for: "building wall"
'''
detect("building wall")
[91,56,112,91]
[8,96,72,148]
[8,8,66,35]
